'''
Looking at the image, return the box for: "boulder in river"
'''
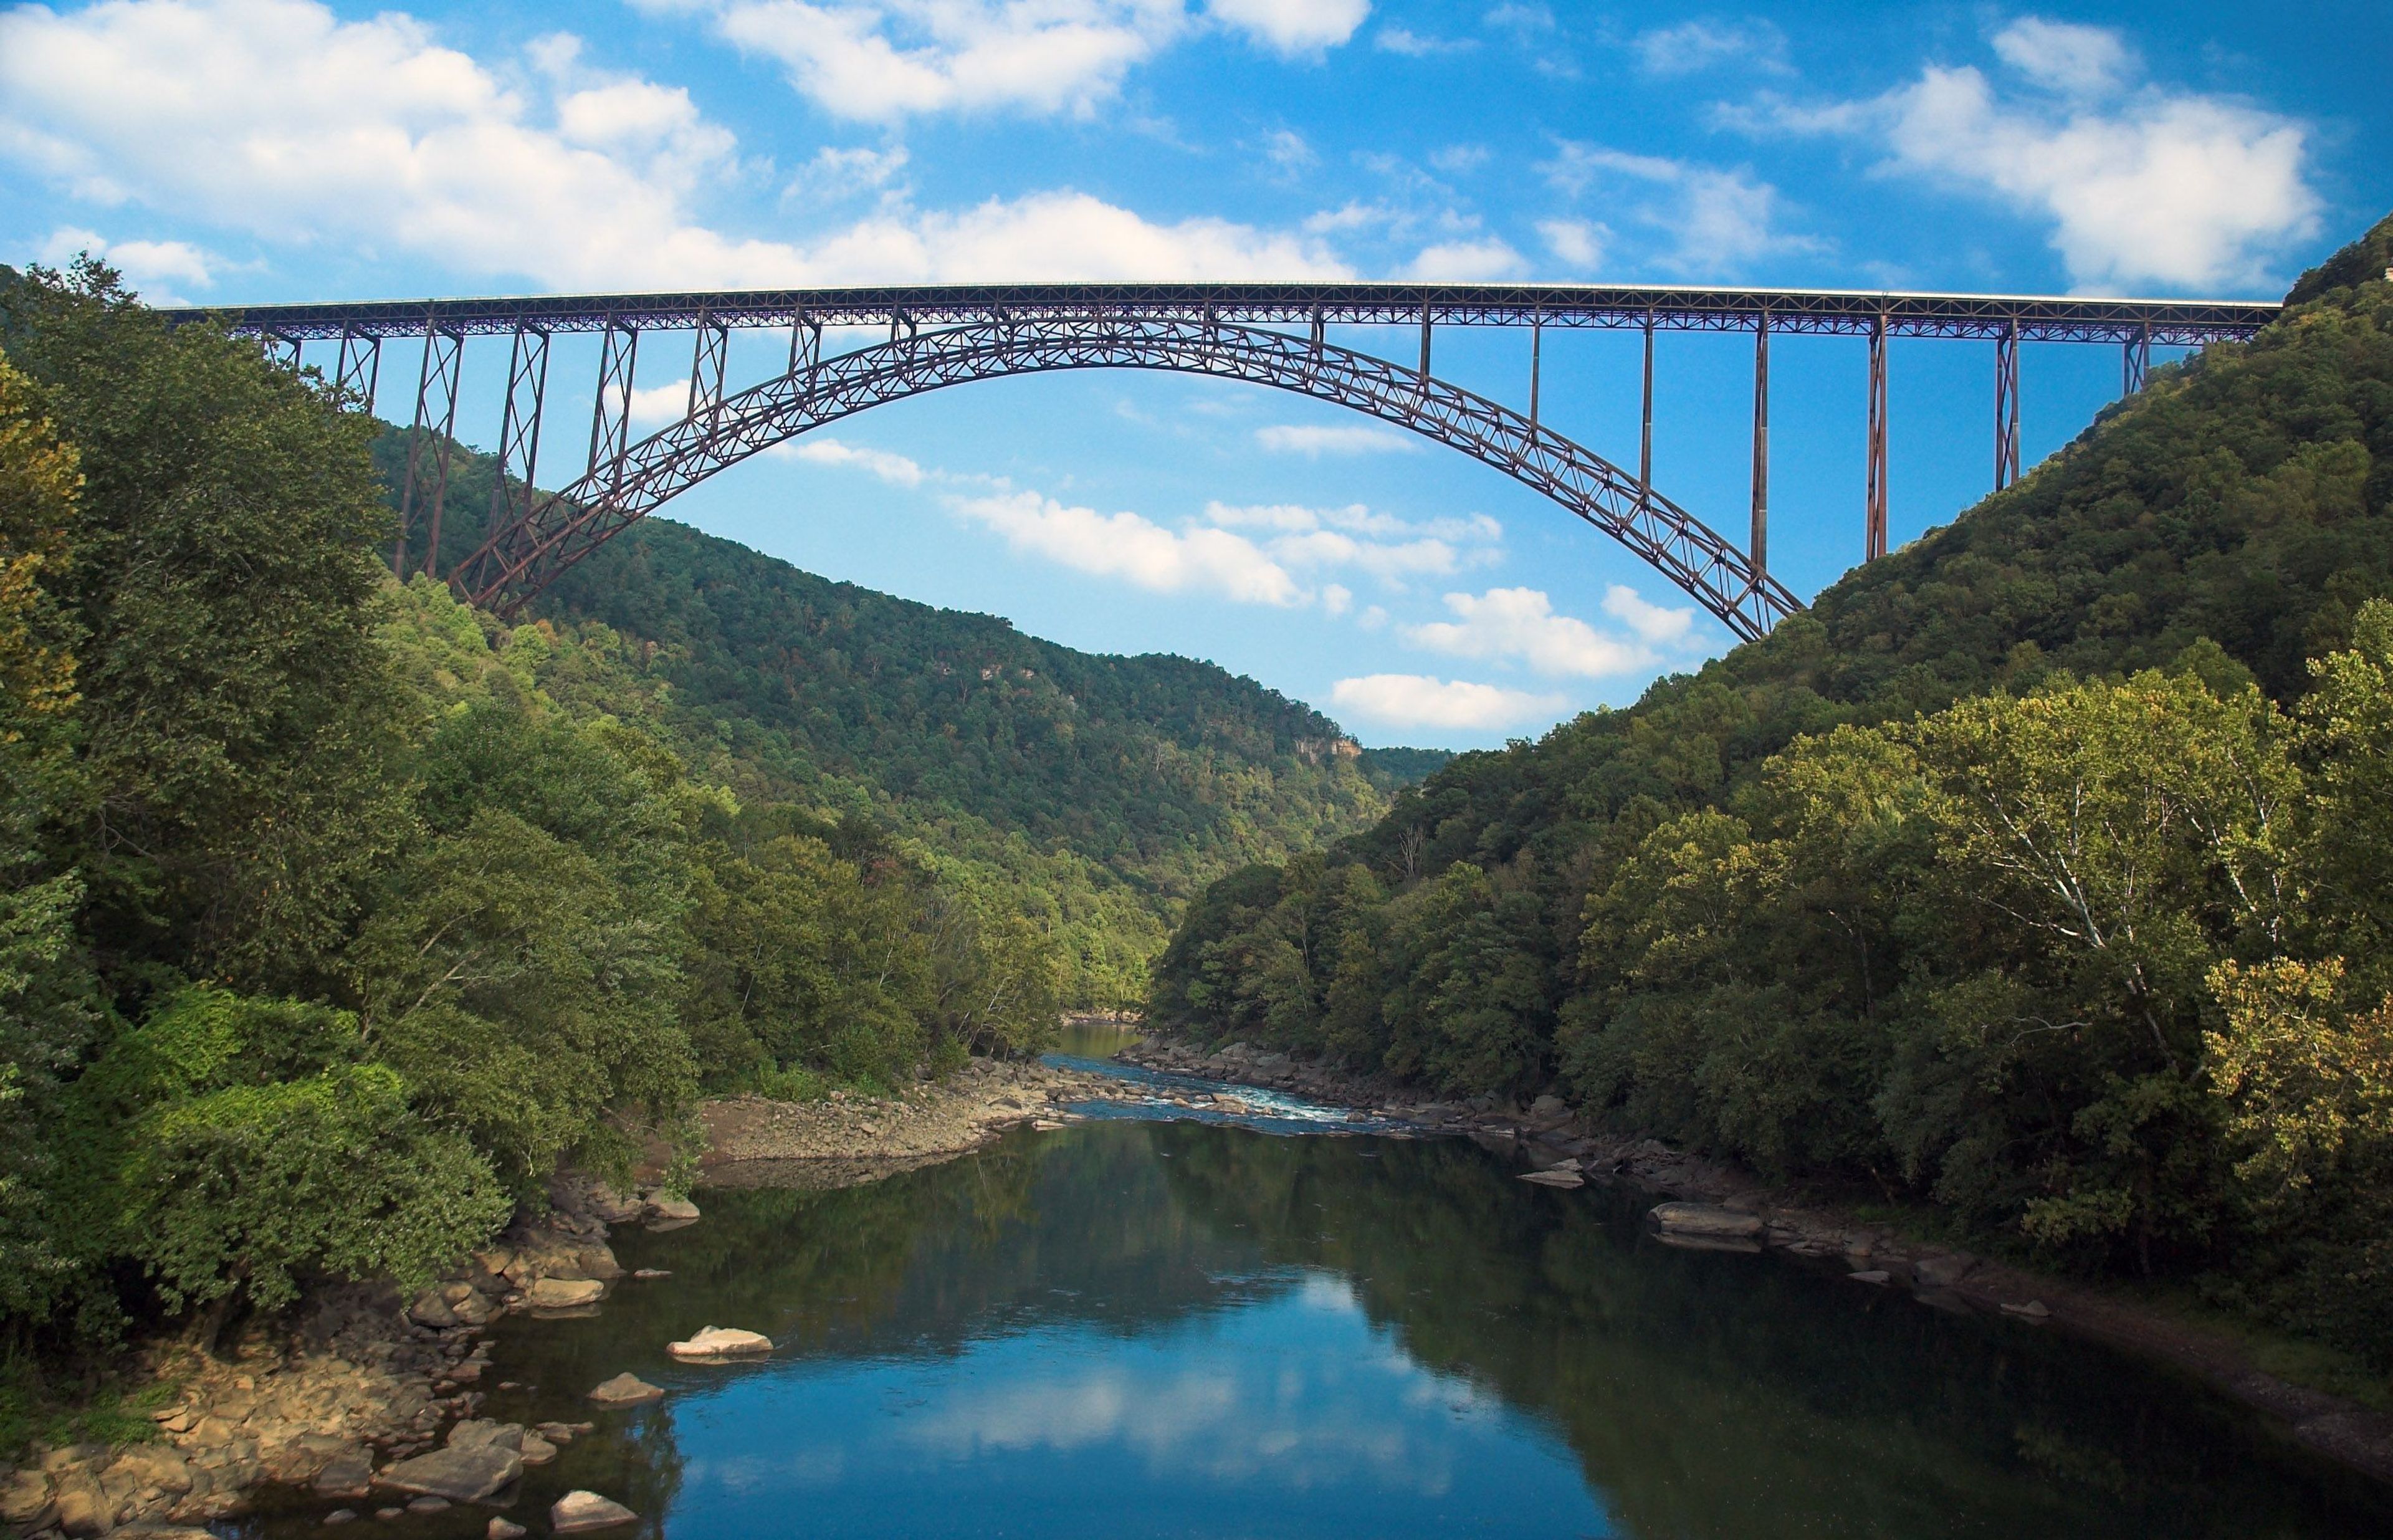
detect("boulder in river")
[667,1326,774,1361]
[587,1373,666,1407]
[488,1521,528,1540]
[1649,1202,1764,1238]
[645,1195,701,1227]
[551,1490,641,1533]
[1518,1169,1585,1188]
[525,1277,606,1310]
[1914,1254,1976,1289]
[371,1446,522,1503]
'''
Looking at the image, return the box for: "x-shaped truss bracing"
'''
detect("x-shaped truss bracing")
[452,314,1800,641]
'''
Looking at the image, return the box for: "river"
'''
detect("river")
[236,1038,2393,1538]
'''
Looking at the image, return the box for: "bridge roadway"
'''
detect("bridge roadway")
[171,279,2277,345]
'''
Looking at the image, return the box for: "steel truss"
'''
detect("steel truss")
[451,315,1801,641]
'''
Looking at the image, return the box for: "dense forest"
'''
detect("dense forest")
[0,256,1415,1402]
[1151,213,2393,1362]
[373,433,1429,1008]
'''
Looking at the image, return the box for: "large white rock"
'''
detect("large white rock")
[371,1446,523,1503]
[524,1277,605,1309]
[586,1372,665,1407]
[666,1325,774,1361]
[1649,1202,1764,1238]
[551,1490,640,1533]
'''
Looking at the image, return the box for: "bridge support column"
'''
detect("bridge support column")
[262,331,302,371]
[397,320,463,581]
[1751,314,1769,580]
[1418,302,1432,386]
[482,325,551,588]
[2123,323,2150,395]
[335,328,380,411]
[689,311,730,416]
[1527,311,1541,433]
[1640,311,1655,500]
[590,318,639,490]
[1866,314,1888,561]
[1994,318,2022,491]
[790,309,823,374]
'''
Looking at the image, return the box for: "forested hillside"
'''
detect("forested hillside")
[369,433,1402,1005]
[1152,214,2393,1361]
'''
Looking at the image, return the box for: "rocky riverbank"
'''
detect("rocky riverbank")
[1120,1033,2393,1486]
[695,1056,1135,1185]
[0,1173,689,1540]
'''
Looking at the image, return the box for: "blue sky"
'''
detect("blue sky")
[3,1,2386,747]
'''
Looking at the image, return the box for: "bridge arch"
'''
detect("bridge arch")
[454,313,1800,640]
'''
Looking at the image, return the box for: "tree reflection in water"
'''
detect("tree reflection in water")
[239,1121,2393,1539]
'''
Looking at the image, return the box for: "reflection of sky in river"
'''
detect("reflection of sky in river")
[666,1268,1611,1538]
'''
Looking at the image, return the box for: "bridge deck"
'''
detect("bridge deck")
[168,280,2278,347]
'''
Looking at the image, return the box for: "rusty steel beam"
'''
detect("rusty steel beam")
[1866,315,1889,562]
[334,328,381,409]
[1751,316,1770,581]
[475,324,550,590]
[396,322,464,580]
[588,318,639,490]
[1994,319,2023,491]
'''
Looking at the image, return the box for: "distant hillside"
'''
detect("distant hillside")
[368,431,1402,1003]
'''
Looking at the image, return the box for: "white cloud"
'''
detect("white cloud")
[1253,423,1417,455]
[1403,586,1653,676]
[1540,141,1813,274]
[705,0,1186,121]
[36,225,216,303]
[786,143,910,201]
[1601,583,1696,646]
[1536,217,1605,268]
[1375,26,1473,56]
[949,489,1305,605]
[1330,674,1564,730]
[1322,583,1352,617]
[1990,16,2131,97]
[1201,501,1499,586]
[1875,66,2314,290]
[628,377,697,428]
[1633,18,1789,77]
[780,436,932,486]
[1407,237,1524,280]
[1209,0,1368,55]
[0,0,1346,292]
[1428,144,1488,175]
[1261,128,1316,174]
[1726,22,2318,291]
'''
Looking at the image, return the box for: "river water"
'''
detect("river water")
[237,1041,2392,1538]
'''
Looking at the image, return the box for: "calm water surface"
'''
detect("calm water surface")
[239,1063,2392,1539]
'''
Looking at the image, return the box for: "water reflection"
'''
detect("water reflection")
[241,1121,2392,1539]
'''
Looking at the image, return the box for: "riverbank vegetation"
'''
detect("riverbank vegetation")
[0,260,1147,1384]
[1150,213,2393,1365]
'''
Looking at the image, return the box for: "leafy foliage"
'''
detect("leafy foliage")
[1152,213,2393,1361]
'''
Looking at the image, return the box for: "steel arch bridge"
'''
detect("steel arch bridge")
[457,313,1799,638]
[171,279,2280,639]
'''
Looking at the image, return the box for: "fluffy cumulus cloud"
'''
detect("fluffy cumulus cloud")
[1207,0,1369,56]
[36,224,217,304]
[1729,16,2319,290]
[1406,237,1525,280]
[1536,217,1605,268]
[1329,674,1565,731]
[1202,502,1501,586]
[1402,586,1671,677]
[0,0,1348,290]
[640,0,1362,122]
[1540,141,1813,275]
[950,490,1306,605]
